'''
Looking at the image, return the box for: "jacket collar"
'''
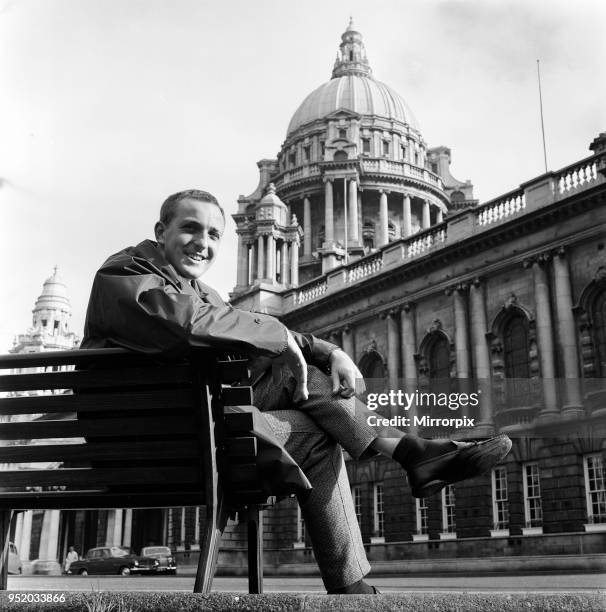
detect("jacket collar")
[131,239,209,298]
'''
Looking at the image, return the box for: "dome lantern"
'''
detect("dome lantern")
[331,17,372,79]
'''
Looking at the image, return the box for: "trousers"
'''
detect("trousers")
[253,363,401,590]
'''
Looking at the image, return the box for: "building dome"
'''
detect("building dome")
[286,19,419,137]
[33,266,71,316]
[287,76,419,137]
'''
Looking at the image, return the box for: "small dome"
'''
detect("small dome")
[33,266,71,314]
[286,75,419,137]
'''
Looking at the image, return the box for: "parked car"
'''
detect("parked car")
[7,542,22,575]
[139,546,177,575]
[67,546,159,576]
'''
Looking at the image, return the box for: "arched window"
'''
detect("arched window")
[334,150,348,161]
[503,314,531,407]
[451,190,464,204]
[593,291,606,376]
[359,350,387,396]
[428,335,450,380]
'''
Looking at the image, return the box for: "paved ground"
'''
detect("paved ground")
[7,572,605,593]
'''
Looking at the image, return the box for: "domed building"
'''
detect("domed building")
[10,266,79,354]
[232,19,474,308]
[221,22,606,577]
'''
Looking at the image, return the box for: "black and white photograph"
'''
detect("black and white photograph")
[1,1,605,610]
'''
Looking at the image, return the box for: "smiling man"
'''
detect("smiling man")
[82,189,511,594]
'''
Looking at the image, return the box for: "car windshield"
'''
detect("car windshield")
[141,547,171,555]
[109,547,130,557]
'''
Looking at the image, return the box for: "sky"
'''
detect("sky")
[1,0,605,351]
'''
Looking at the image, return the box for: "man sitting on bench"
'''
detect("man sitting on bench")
[81,189,511,594]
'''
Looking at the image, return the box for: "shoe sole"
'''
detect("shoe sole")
[411,435,512,498]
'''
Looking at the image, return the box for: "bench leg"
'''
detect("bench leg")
[0,511,13,590]
[194,497,228,594]
[247,506,263,594]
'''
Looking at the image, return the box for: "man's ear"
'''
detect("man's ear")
[154,221,165,245]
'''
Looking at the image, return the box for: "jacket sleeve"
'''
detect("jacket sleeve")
[289,331,340,370]
[82,261,289,357]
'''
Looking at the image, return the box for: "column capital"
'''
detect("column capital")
[554,245,567,259]
[470,276,485,288]
[523,252,552,268]
[342,324,352,334]
[401,301,416,313]
[323,177,333,184]
[379,189,391,195]
[381,307,400,319]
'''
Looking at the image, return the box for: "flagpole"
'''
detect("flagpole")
[536,59,548,173]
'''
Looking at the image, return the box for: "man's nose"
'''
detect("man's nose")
[193,233,209,251]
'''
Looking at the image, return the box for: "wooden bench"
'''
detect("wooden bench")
[0,348,293,593]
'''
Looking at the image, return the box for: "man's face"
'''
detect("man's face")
[154,197,225,280]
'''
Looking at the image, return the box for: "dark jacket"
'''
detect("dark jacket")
[81,239,338,498]
[82,240,338,375]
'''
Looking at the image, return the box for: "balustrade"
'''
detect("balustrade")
[476,191,526,227]
[347,253,384,282]
[295,279,328,304]
[406,227,447,258]
[557,158,599,194]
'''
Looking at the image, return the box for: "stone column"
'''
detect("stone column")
[290,241,299,286]
[436,207,444,223]
[422,199,430,229]
[469,278,495,433]
[341,325,355,358]
[236,236,248,287]
[38,510,61,562]
[20,511,33,560]
[348,180,359,243]
[553,248,583,416]
[324,179,334,244]
[450,283,471,378]
[303,197,312,257]
[257,235,265,280]
[400,302,418,434]
[13,513,23,559]
[106,509,123,546]
[402,194,412,238]
[280,241,289,285]
[329,330,342,349]
[527,256,558,418]
[385,309,400,396]
[379,191,389,246]
[249,242,256,283]
[267,233,276,283]
[122,509,133,549]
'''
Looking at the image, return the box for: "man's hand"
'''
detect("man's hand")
[272,330,309,403]
[329,349,366,398]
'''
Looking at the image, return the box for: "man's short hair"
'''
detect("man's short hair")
[159,189,226,226]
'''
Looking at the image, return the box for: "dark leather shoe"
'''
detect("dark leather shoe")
[407,434,512,498]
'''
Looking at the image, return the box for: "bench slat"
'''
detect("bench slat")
[0,466,201,487]
[0,490,206,510]
[0,440,199,463]
[224,411,255,435]
[0,365,193,393]
[225,437,257,459]
[0,416,196,440]
[0,389,193,415]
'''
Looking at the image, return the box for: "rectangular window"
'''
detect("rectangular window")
[338,128,347,139]
[320,141,325,157]
[416,498,428,535]
[382,140,389,157]
[492,466,509,530]
[523,463,543,528]
[352,485,362,526]
[289,152,296,167]
[442,485,456,533]
[584,454,606,524]
[303,145,311,162]
[362,138,370,154]
[401,145,407,160]
[373,483,384,538]
[296,505,306,543]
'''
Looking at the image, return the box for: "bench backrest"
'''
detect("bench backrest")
[0,348,220,511]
